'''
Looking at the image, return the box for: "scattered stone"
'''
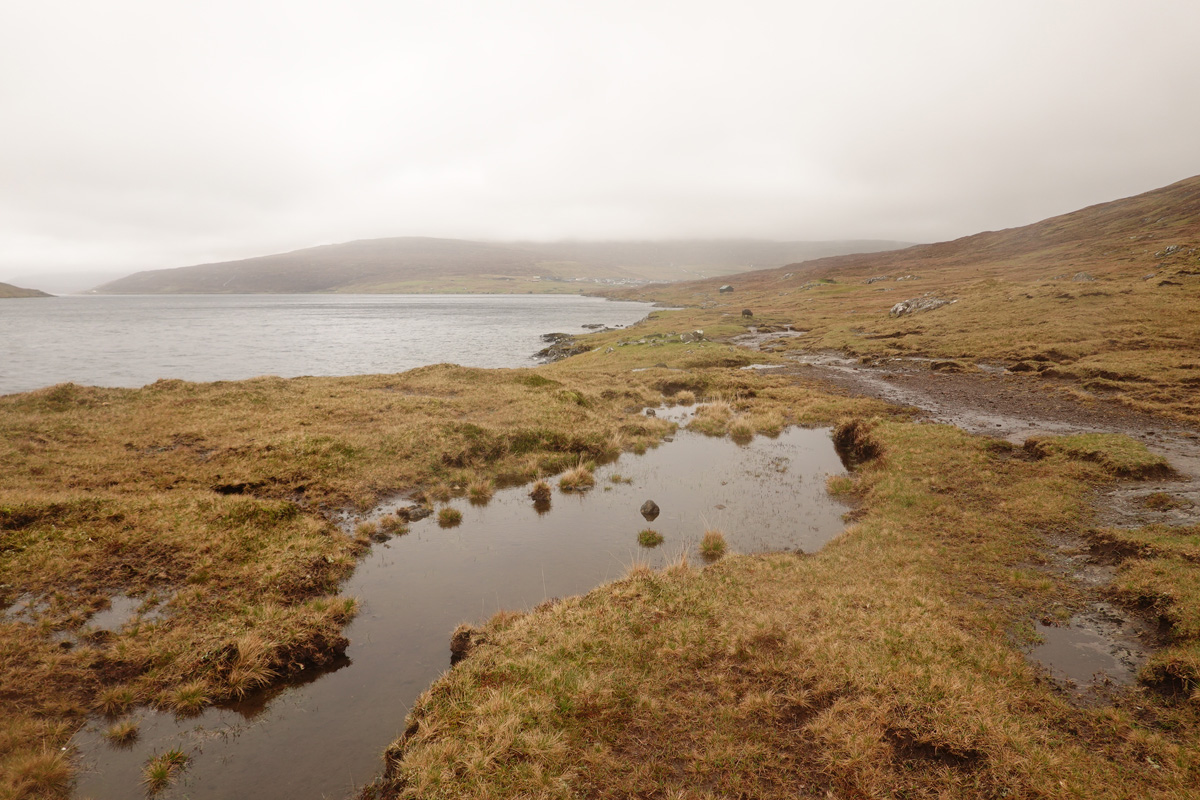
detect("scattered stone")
[536,333,589,362]
[896,275,918,281]
[397,504,432,522]
[1072,272,1095,282]
[865,276,890,284]
[640,500,661,521]
[1143,273,1157,280]
[719,285,734,293]
[680,330,705,343]
[888,296,955,317]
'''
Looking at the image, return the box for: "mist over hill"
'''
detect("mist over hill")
[626,174,1200,296]
[93,238,912,294]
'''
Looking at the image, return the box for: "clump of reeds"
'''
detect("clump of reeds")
[638,529,664,547]
[609,473,632,484]
[142,748,189,794]
[558,460,595,492]
[700,529,727,560]
[676,390,696,405]
[428,483,454,503]
[437,507,463,527]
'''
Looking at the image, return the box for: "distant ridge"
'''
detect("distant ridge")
[665,174,1200,290]
[0,281,51,298]
[93,238,912,294]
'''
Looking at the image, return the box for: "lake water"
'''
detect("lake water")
[69,423,850,800]
[0,294,655,396]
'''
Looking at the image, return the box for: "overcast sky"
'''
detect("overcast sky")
[3,0,1200,283]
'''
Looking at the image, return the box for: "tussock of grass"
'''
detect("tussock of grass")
[103,719,139,745]
[637,529,663,547]
[528,479,552,502]
[689,400,735,436]
[142,748,188,794]
[558,461,595,492]
[168,680,210,716]
[675,390,696,405]
[467,480,494,505]
[437,507,462,528]
[699,529,727,560]
[378,514,408,534]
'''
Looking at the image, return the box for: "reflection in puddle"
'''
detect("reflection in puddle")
[72,427,848,800]
[1029,603,1150,690]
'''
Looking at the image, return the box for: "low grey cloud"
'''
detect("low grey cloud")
[3,0,1199,285]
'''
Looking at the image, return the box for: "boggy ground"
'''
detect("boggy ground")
[0,336,875,799]
[368,180,1200,798]
[369,415,1200,799]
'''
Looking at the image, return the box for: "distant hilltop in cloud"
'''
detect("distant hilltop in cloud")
[92,238,913,295]
[0,281,52,298]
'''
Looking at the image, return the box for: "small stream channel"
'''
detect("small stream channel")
[70,420,850,799]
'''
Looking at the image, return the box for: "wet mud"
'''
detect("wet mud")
[70,423,849,800]
[743,344,1200,699]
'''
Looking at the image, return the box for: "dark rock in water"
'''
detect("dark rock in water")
[450,623,486,666]
[397,504,432,522]
[719,285,734,293]
[741,309,753,318]
[644,408,657,417]
[536,332,589,362]
[581,323,605,329]
[640,500,660,521]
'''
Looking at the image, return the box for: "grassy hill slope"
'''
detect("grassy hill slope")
[0,282,51,298]
[93,238,911,295]
[614,175,1200,421]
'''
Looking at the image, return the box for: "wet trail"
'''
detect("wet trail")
[736,330,1200,697]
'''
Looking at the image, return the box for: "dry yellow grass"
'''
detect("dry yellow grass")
[2,349,873,796]
[370,421,1200,799]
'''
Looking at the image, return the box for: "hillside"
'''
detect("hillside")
[92,238,910,294]
[615,174,1200,421]
[0,281,51,298]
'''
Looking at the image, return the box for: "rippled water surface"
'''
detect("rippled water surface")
[0,294,653,395]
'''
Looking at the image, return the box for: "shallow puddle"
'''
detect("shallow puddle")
[1029,603,1150,691]
[71,426,849,799]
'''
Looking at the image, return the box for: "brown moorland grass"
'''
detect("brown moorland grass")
[609,175,1200,423]
[371,421,1200,799]
[1,352,875,796]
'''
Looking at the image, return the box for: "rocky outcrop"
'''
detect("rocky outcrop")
[889,296,955,317]
[536,333,590,362]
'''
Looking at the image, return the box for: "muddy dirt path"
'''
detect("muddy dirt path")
[735,333,1200,699]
